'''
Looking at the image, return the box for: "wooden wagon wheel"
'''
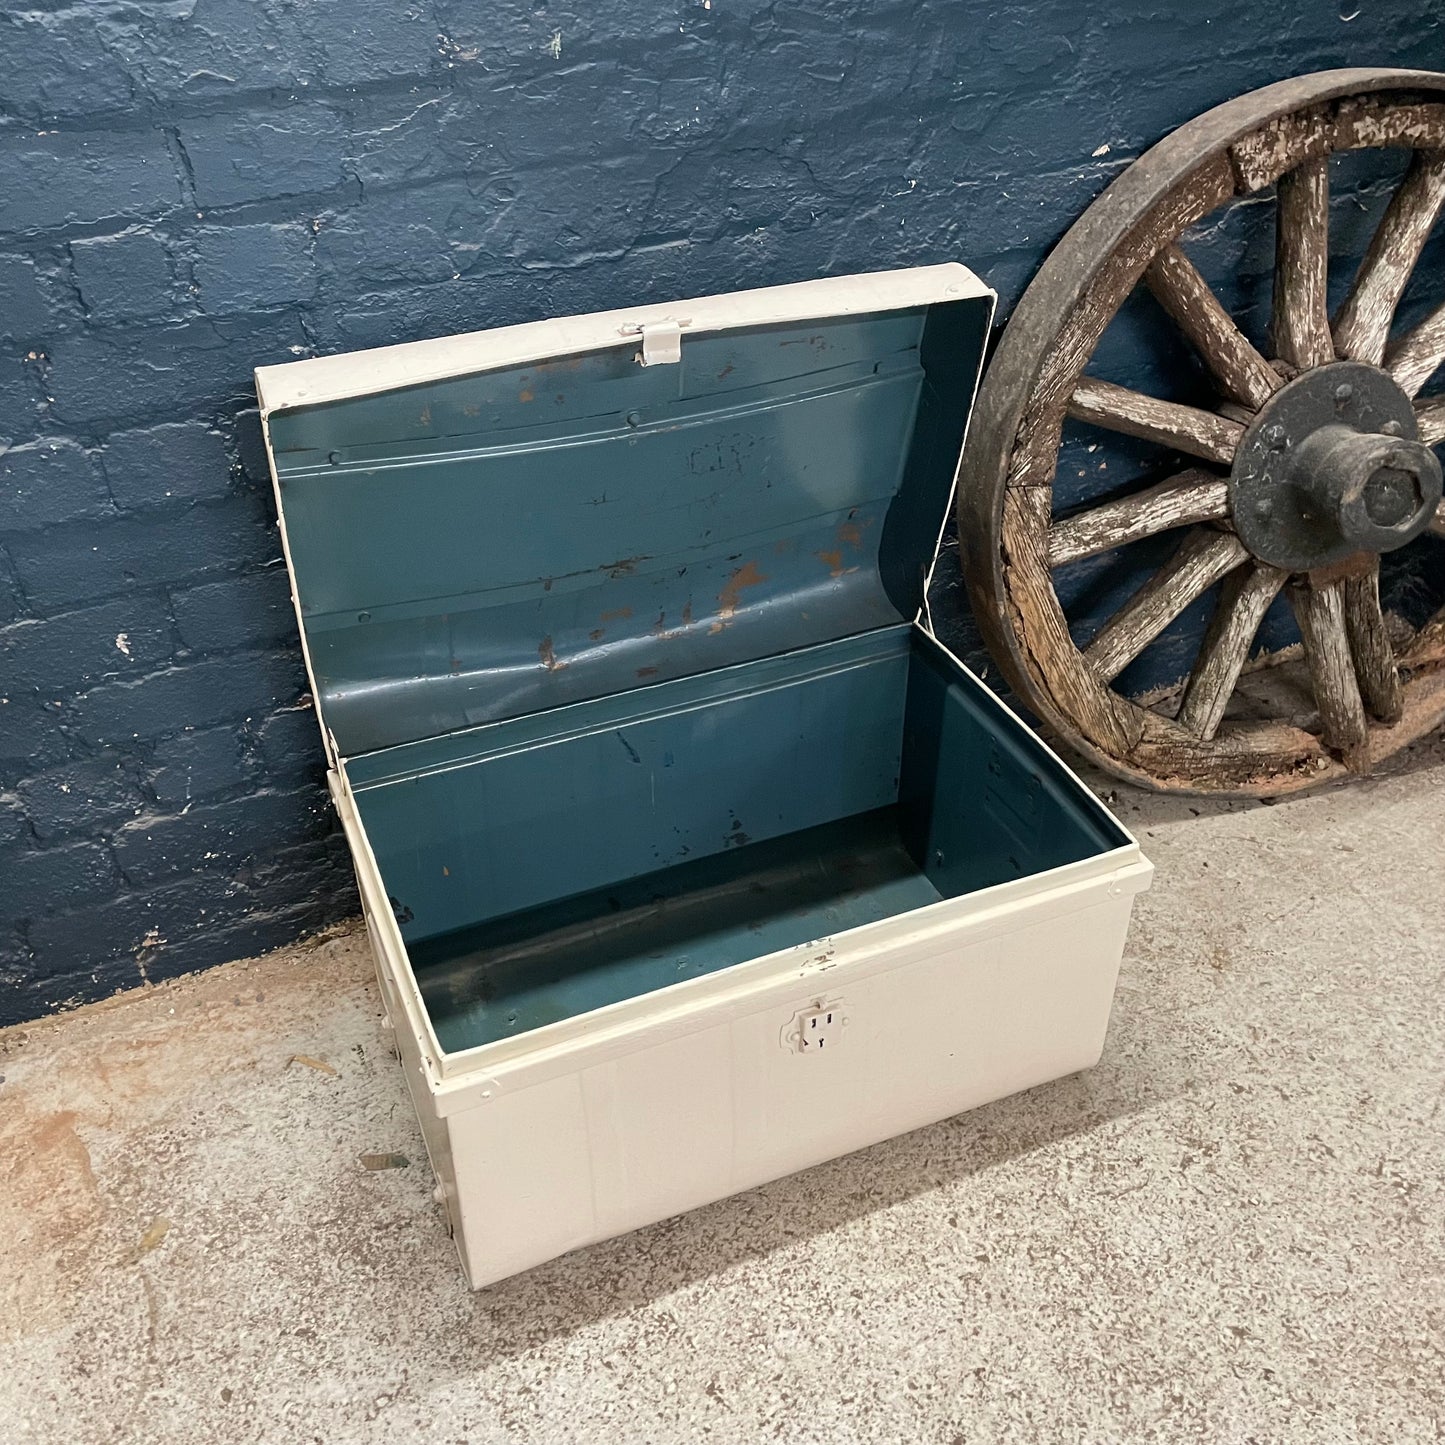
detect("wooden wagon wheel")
[958,68,1445,796]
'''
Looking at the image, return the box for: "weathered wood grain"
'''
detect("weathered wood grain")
[1067,377,1244,465]
[1228,107,1334,193]
[1272,156,1334,371]
[1176,563,1288,739]
[1289,580,1369,763]
[1048,469,1230,567]
[1134,708,1337,792]
[1334,99,1445,153]
[1385,299,1445,397]
[1084,528,1249,683]
[1005,154,1239,498]
[1401,601,1445,665]
[1413,392,1445,446]
[1341,566,1403,723]
[1144,243,1282,410]
[1001,484,1142,759]
[1333,153,1445,366]
[1130,662,1445,796]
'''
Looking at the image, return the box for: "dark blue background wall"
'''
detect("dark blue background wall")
[1,1,1441,1023]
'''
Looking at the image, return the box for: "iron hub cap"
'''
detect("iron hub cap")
[1231,360,1443,571]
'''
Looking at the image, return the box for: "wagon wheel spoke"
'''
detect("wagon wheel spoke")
[1333,152,1445,365]
[1402,602,1445,666]
[1288,580,1369,765]
[1047,469,1230,567]
[1416,392,1445,445]
[1144,243,1282,410]
[1341,565,1404,722]
[1176,563,1288,739]
[1067,377,1244,465]
[1273,156,1334,371]
[1083,528,1249,683]
[1386,300,1445,396]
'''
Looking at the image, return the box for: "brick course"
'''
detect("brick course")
[0,0,1441,1023]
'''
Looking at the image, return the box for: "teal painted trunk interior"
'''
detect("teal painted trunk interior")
[271,278,1123,1057]
[349,627,1128,1056]
[267,298,991,756]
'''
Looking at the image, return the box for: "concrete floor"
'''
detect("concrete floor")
[3,741,1443,1445]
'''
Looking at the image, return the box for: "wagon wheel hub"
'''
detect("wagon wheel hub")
[1232,361,1444,570]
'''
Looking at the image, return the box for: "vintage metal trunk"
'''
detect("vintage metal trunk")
[256,265,1152,1289]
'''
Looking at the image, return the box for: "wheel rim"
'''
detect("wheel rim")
[958,68,1445,796]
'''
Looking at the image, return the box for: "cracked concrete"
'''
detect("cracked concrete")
[2,736,1443,1444]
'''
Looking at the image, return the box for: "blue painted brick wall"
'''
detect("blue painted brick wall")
[0,1,1441,1023]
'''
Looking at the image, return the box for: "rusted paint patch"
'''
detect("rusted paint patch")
[518,388,535,403]
[588,627,605,641]
[838,521,864,548]
[717,363,734,380]
[637,665,659,678]
[600,607,633,622]
[539,636,565,671]
[715,560,768,624]
[681,601,693,626]
[817,549,845,577]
